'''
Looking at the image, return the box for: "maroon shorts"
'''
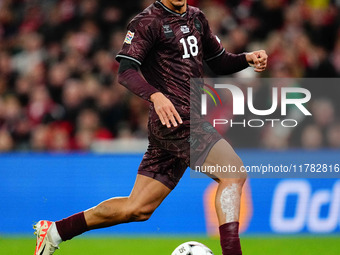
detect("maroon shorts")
[138,120,222,189]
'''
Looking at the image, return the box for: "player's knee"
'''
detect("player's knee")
[127,204,156,222]
[230,153,247,181]
[232,153,244,169]
[223,177,246,187]
[219,177,246,193]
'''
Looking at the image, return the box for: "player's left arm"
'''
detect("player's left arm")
[200,11,267,74]
[206,49,268,75]
[245,50,268,73]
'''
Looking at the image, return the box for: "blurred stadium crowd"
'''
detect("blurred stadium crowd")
[0,0,339,152]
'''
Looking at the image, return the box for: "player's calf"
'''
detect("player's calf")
[86,196,157,227]
[216,179,244,223]
[215,179,244,255]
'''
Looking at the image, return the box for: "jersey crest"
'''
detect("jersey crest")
[180,25,190,34]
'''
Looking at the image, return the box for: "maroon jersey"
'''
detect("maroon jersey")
[116,1,224,121]
[116,1,229,189]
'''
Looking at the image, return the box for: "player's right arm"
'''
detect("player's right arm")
[149,92,183,128]
[116,15,182,128]
[118,60,182,128]
[118,59,159,101]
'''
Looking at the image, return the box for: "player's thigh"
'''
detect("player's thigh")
[203,139,246,180]
[128,174,172,211]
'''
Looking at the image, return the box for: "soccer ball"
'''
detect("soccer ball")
[171,241,214,255]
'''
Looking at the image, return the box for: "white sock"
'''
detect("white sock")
[48,222,62,246]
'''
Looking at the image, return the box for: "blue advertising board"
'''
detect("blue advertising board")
[0,151,339,235]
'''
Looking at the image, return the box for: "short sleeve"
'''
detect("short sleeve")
[199,12,225,62]
[116,16,158,65]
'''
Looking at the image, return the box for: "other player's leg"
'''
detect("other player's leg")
[34,174,171,255]
[203,139,246,255]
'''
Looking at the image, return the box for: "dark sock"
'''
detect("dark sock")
[219,222,242,255]
[55,212,88,241]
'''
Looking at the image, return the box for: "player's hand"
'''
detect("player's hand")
[150,92,183,128]
[246,50,268,72]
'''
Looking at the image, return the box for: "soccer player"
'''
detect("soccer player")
[34,1,267,255]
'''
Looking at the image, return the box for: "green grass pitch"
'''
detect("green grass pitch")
[1,235,339,255]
